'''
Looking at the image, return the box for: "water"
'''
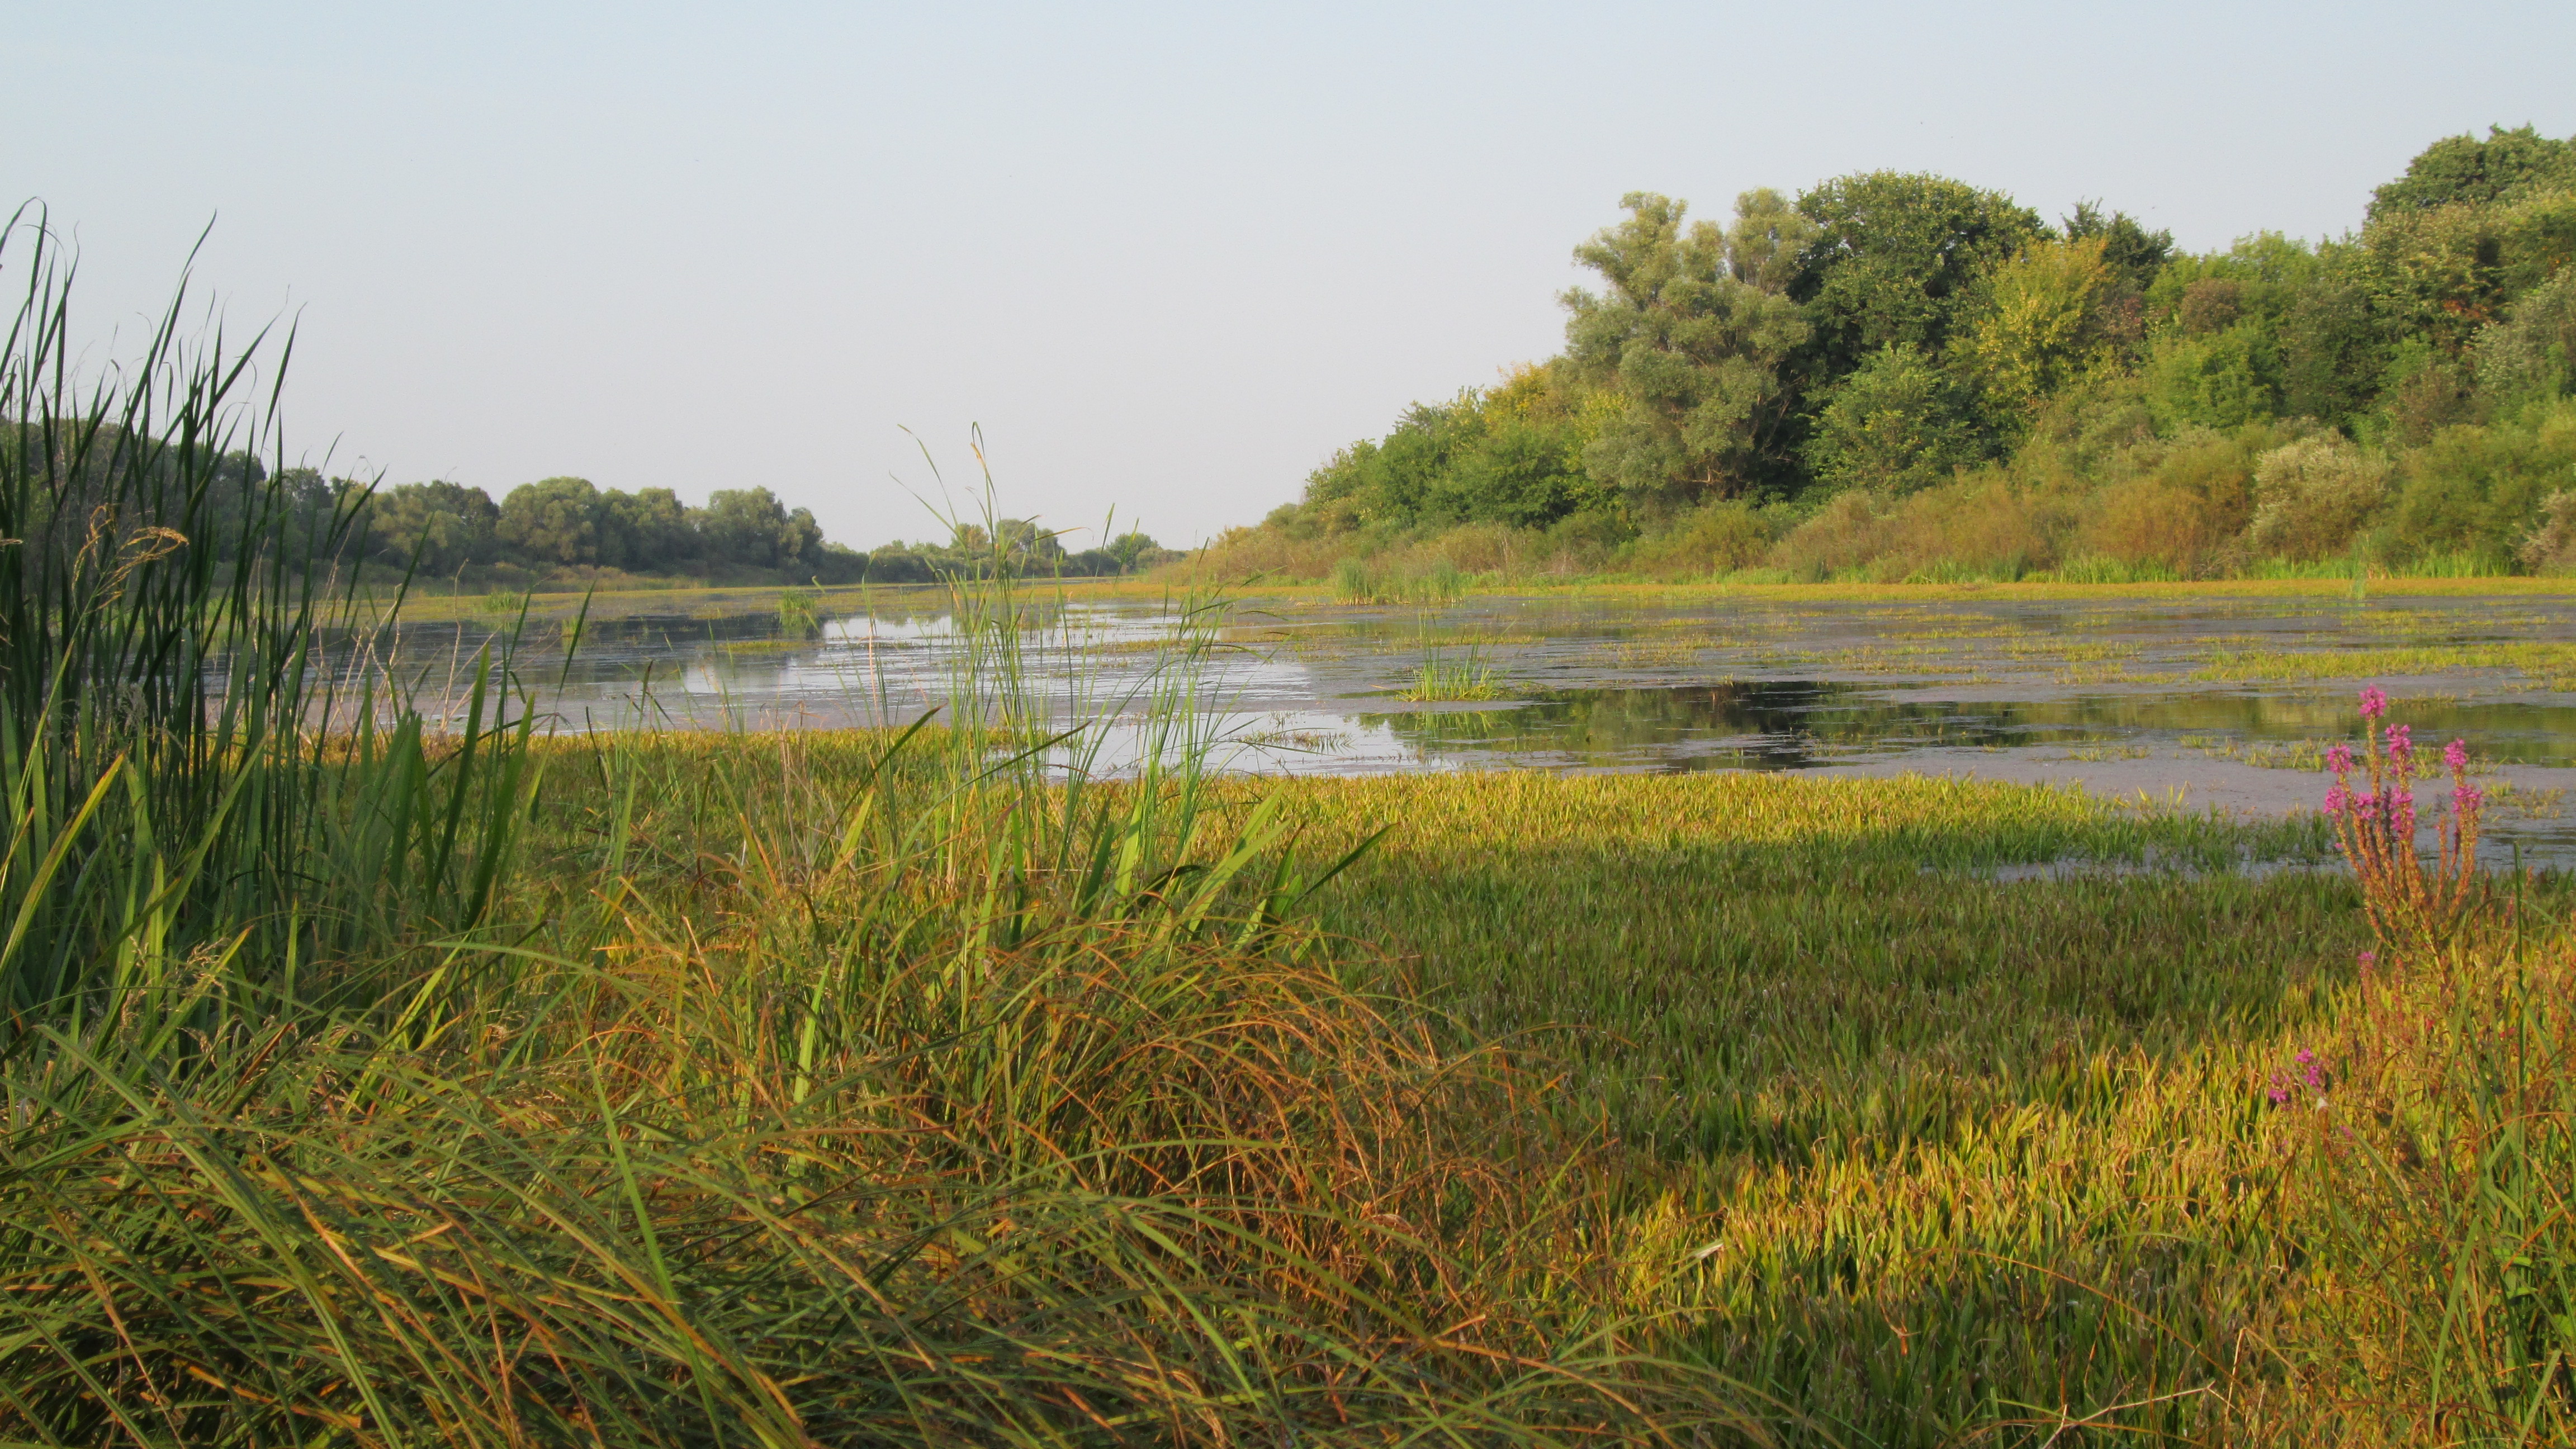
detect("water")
[356,587,2576,862]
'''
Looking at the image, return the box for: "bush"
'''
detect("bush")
[1628,500,1773,577]
[1769,489,1898,578]
[2248,434,2392,561]
[2387,399,2576,566]
[2520,489,2576,572]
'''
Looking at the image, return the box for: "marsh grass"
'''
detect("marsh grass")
[1252,768,2576,1442]
[12,219,2576,1442]
[775,583,820,637]
[0,239,1770,1443]
[1333,555,1470,608]
[1398,643,1506,702]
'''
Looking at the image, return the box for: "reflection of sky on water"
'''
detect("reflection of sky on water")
[347,590,2576,862]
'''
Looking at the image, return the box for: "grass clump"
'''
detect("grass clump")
[1397,642,1507,702]
[1333,555,1470,607]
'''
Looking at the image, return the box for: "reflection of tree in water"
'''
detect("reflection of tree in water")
[1361,681,2576,770]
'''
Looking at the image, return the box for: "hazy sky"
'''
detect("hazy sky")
[11,2,2574,552]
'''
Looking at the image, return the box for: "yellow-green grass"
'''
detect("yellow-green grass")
[359,573,2576,632]
[1222,769,2574,1442]
[1173,575,2576,608]
[29,700,2563,1442]
[2194,641,2576,688]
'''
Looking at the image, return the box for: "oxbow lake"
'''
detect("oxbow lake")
[370,588,2576,866]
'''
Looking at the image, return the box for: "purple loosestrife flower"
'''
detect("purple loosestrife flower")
[2267,1073,2293,1106]
[2323,783,2350,816]
[2386,723,2413,766]
[2455,783,2484,815]
[2360,686,2389,720]
[2327,742,2355,775]
[2296,1048,2324,1091]
[2445,739,2469,773]
[2359,950,2376,969]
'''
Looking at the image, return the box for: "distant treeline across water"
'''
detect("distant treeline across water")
[1205,124,2576,586]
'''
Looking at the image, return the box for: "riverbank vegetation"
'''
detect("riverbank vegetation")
[13,197,2576,1443]
[1198,125,2576,588]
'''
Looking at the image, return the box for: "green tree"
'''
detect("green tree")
[1723,188,1820,293]
[2142,324,2279,430]
[700,487,820,569]
[2062,200,2174,292]
[365,481,500,573]
[602,487,696,569]
[1562,192,1811,506]
[496,476,607,565]
[1106,531,1166,571]
[2367,125,2576,220]
[2278,268,2388,424]
[1788,172,2045,377]
[1803,343,1983,493]
[1954,236,2136,424]
[2474,271,2576,400]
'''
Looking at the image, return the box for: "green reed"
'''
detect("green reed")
[0,209,537,1055]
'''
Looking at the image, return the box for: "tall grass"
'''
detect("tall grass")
[0,312,1761,1444]
[0,209,535,1052]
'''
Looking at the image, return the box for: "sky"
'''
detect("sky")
[8,2,2574,553]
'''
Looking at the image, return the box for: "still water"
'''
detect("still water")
[368,588,2576,861]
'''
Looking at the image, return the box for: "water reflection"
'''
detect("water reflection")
[1355,681,2576,773]
[330,589,2576,859]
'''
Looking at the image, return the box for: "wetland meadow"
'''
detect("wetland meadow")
[110,568,2545,1446]
[16,120,2576,1441]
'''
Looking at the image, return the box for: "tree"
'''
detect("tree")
[2474,270,2576,400]
[602,487,696,570]
[2062,200,2174,292]
[1107,531,1167,571]
[1788,172,2045,378]
[496,476,606,565]
[1723,188,1819,293]
[2278,269,2387,424]
[1954,236,2135,423]
[2367,125,2576,221]
[1562,192,1811,507]
[366,481,500,573]
[1802,343,1983,493]
[699,487,818,569]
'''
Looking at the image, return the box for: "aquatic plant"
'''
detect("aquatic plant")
[775,583,820,636]
[1397,643,1505,701]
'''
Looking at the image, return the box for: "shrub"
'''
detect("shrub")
[1768,489,1898,577]
[2248,434,2392,560]
[1881,473,2056,577]
[1628,499,1773,577]
[2077,476,2231,572]
[1802,343,1986,493]
[2519,489,2576,571]
[2388,399,2576,565]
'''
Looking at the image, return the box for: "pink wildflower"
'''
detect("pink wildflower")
[2322,783,2349,816]
[2326,742,2355,775]
[2385,723,2412,763]
[2455,783,2484,815]
[2359,686,2389,720]
[2444,738,2468,772]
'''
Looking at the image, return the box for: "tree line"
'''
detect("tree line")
[91,467,1179,586]
[1235,125,2576,580]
